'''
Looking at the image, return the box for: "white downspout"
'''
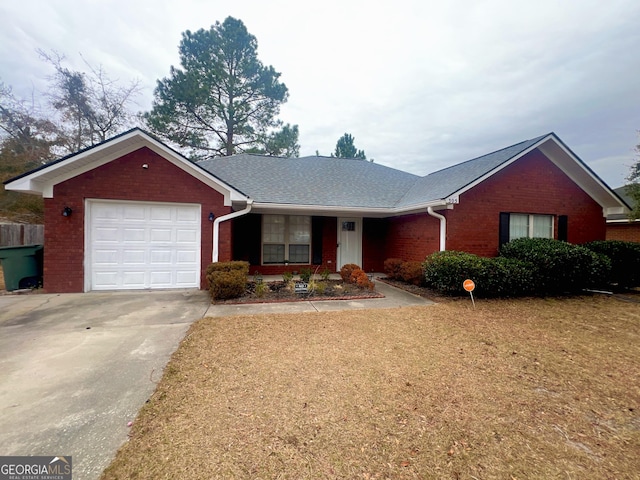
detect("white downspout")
[427,206,446,251]
[212,199,253,263]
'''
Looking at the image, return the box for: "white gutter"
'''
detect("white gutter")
[427,206,446,251]
[247,199,451,217]
[212,199,254,263]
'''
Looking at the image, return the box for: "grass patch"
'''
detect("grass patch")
[101,296,640,479]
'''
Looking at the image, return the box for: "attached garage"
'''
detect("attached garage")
[86,200,201,290]
[3,129,248,293]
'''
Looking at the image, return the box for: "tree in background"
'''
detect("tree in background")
[1,53,140,222]
[0,82,60,169]
[145,17,298,159]
[247,124,300,157]
[333,133,366,159]
[0,83,59,222]
[39,50,141,152]
[626,136,640,219]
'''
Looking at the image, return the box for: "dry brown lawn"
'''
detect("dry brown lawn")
[102,296,640,480]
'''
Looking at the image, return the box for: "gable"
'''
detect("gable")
[4,128,246,206]
[397,134,628,217]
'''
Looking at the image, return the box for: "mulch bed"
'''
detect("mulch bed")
[212,279,384,304]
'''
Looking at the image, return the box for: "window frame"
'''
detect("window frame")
[500,212,556,246]
[261,214,311,265]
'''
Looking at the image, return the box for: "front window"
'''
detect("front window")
[509,213,553,241]
[262,215,311,264]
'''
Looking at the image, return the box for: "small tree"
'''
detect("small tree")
[333,133,366,159]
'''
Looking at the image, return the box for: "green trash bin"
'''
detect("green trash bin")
[0,244,44,291]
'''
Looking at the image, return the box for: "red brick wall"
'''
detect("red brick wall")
[383,149,607,262]
[445,150,605,256]
[384,213,441,262]
[44,147,230,292]
[606,223,640,242]
[363,218,388,272]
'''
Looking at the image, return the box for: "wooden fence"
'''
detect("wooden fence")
[0,224,44,247]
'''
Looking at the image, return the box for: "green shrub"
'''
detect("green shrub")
[340,263,361,283]
[583,240,640,289]
[299,267,312,282]
[312,280,326,295]
[399,261,425,286]
[423,251,485,294]
[423,251,533,297]
[282,271,294,283]
[383,258,404,280]
[475,257,535,297]
[320,266,331,281]
[206,261,250,276]
[206,261,249,300]
[255,281,268,298]
[499,238,610,294]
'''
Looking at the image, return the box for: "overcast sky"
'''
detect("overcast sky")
[1,0,639,188]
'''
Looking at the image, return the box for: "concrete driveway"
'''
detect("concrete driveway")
[0,289,209,480]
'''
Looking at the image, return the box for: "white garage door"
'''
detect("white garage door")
[87,200,201,290]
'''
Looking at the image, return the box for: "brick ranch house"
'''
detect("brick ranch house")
[4,128,630,293]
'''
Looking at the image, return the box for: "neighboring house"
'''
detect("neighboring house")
[4,128,629,293]
[606,186,640,242]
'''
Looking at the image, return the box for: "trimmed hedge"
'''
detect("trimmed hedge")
[499,238,610,294]
[422,251,532,297]
[423,238,613,297]
[583,240,640,289]
[206,261,249,300]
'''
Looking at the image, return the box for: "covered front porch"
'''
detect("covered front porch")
[230,213,392,275]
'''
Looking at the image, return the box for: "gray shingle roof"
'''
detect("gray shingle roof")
[197,134,551,210]
[198,154,419,208]
[397,134,549,208]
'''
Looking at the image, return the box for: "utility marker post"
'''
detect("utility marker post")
[463,279,476,308]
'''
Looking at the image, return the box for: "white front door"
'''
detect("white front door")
[86,200,201,291]
[337,217,362,271]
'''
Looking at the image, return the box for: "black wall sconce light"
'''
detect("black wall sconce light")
[62,206,73,217]
[208,212,215,222]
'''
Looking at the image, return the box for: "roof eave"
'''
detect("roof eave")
[3,129,246,206]
[606,217,639,224]
[250,200,448,217]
